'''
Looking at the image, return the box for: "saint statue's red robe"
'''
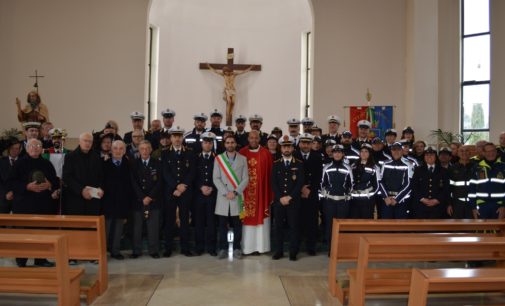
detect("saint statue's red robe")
[239,145,273,226]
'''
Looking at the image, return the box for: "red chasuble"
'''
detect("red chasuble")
[239,146,273,226]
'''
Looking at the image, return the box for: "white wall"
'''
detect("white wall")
[149,0,313,132]
[0,0,149,138]
[311,0,407,134]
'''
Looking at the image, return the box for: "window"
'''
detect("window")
[461,0,490,144]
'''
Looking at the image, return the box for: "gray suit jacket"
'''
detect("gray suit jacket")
[213,152,249,217]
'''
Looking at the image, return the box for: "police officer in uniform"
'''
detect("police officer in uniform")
[322,139,337,165]
[151,109,176,149]
[321,115,341,144]
[411,146,449,219]
[384,128,397,154]
[371,137,392,167]
[468,142,505,219]
[295,133,323,255]
[447,145,476,219]
[301,117,315,133]
[350,143,380,219]
[287,118,301,146]
[130,140,162,258]
[124,112,152,145]
[161,126,196,257]
[352,120,371,150]
[379,142,413,219]
[234,115,249,149]
[194,132,218,256]
[248,114,268,146]
[204,109,225,153]
[341,131,360,165]
[183,113,208,153]
[320,144,353,249]
[271,135,305,261]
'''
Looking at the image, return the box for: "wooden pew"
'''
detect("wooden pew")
[408,268,505,306]
[0,214,107,304]
[0,233,84,306]
[327,219,505,303]
[348,236,505,306]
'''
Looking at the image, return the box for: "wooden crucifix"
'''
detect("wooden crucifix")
[200,48,261,126]
[28,69,45,93]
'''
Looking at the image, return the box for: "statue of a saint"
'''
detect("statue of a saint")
[16,90,49,124]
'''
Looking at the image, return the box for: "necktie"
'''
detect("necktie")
[9,158,14,166]
[115,160,121,167]
[176,150,181,156]
[285,160,290,167]
[205,154,209,160]
[144,160,148,167]
[429,166,434,173]
[304,154,308,161]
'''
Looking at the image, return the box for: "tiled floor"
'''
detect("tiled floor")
[1,252,505,305]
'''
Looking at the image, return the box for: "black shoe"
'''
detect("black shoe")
[130,254,140,259]
[307,250,316,256]
[111,254,124,260]
[289,253,298,261]
[182,250,194,257]
[249,251,261,256]
[195,250,204,256]
[150,253,160,259]
[163,250,172,258]
[208,250,217,257]
[272,252,284,260]
[34,259,55,267]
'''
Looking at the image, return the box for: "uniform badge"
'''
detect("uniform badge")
[498,172,504,179]
[292,174,297,181]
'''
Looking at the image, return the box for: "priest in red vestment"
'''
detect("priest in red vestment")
[239,130,273,254]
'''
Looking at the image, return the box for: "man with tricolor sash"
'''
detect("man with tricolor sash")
[213,135,249,259]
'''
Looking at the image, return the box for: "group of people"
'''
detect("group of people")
[1,104,505,264]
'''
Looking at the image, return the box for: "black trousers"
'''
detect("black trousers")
[194,193,217,252]
[132,209,160,255]
[218,214,242,251]
[164,193,192,252]
[106,218,125,255]
[323,199,349,249]
[450,199,474,219]
[0,199,12,214]
[273,201,300,255]
[350,197,375,219]
[414,202,446,219]
[300,195,319,252]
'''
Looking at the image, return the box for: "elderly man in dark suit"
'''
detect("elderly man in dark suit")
[130,140,163,259]
[62,132,104,216]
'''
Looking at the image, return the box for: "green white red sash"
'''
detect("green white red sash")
[216,153,245,219]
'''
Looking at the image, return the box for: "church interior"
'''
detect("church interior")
[1,0,505,305]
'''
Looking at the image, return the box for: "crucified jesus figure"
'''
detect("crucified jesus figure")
[206,63,256,126]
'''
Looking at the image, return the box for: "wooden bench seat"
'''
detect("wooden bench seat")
[0,233,84,306]
[408,268,505,306]
[0,214,107,305]
[327,219,505,304]
[348,236,505,306]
